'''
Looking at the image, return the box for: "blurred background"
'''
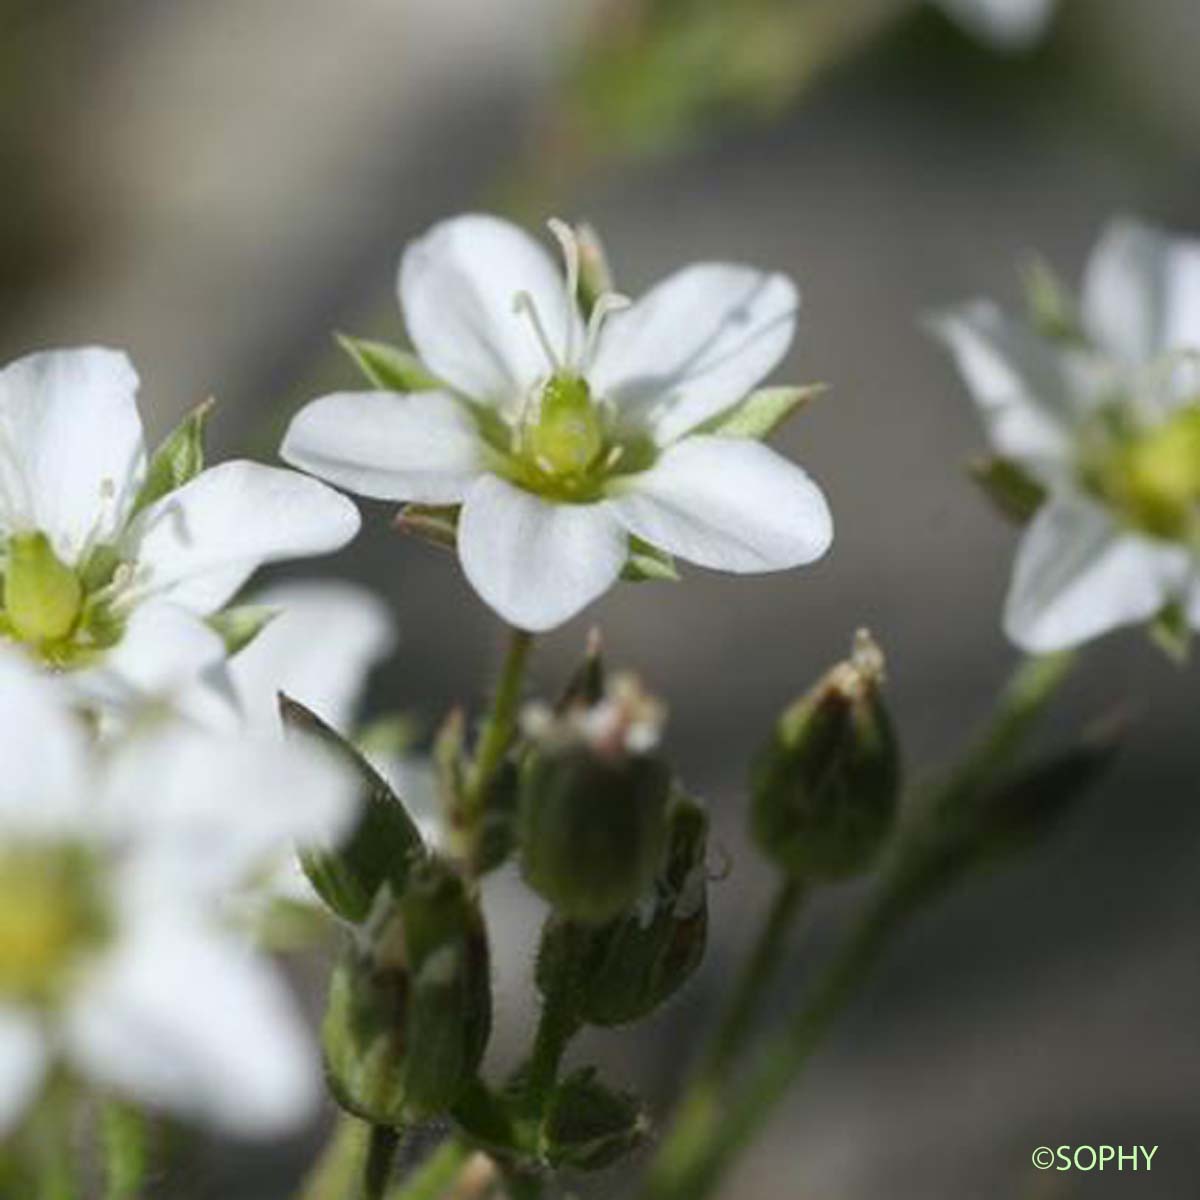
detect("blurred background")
[4,0,1199,1195]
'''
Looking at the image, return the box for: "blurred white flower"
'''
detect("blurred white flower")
[933,0,1057,49]
[283,214,832,631]
[0,649,355,1136]
[935,218,1200,652]
[0,347,359,672]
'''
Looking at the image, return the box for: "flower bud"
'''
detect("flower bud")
[519,674,671,924]
[322,858,491,1124]
[537,794,708,1026]
[5,532,83,645]
[541,1068,647,1171]
[751,631,899,882]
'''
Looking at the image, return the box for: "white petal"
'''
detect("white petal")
[1003,495,1186,652]
[0,649,89,834]
[102,727,357,896]
[608,437,832,572]
[1082,218,1200,365]
[123,461,360,613]
[457,474,626,631]
[0,1008,46,1134]
[588,264,798,444]
[931,301,1098,477]
[72,602,240,734]
[933,0,1056,48]
[0,347,146,563]
[281,390,484,503]
[230,580,397,734]
[399,214,581,404]
[67,915,319,1136]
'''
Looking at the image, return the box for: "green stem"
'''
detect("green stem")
[523,954,582,1109]
[694,877,807,1086]
[31,1086,77,1200]
[388,1138,469,1200]
[100,1102,147,1200]
[362,1126,400,1200]
[300,1114,370,1200]
[639,653,1077,1200]
[465,627,534,823]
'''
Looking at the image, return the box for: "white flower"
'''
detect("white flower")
[0,650,355,1136]
[0,346,359,671]
[933,0,1057,49]
[282,214,832,631]
[935,218,1200,652]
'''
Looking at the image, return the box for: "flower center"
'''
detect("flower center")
[1081,403,1200,542]
[0,532,127,666]
[0,844,110,1004]
[524,373,606,480]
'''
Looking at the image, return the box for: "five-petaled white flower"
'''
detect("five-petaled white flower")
[282,214,832,631]
[935,218,1200,652]
[0,650,356,1137]
[0,346,359,672]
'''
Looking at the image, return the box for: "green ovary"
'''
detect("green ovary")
[1085,406,1200,542]
[0,845,110,1004]
[523,374,606,484]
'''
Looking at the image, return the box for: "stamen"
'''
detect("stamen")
[513,291,561,372]
[548,218,581,365]
[583,291,631,370]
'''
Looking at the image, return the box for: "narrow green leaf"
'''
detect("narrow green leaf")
[622,538,679,583]
[967,455,1046,525]
[132,398,214,516]
[336,334,441,392]
[281,695,426,923]
[207,605,280,655]
[695,384,823,440]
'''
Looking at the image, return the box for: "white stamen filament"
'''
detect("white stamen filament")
[583,292,631,370]
[547,218,581,365]
[512,291,561,373]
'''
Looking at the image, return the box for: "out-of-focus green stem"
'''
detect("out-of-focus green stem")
[639,653,1077,1200]
[101,1102,147,1200]
[363,1126,400,1200]
[388,1139,470,1200]
[693,877,807,1087]
[464,627,534,825]
[300,1115,370,1200]
[523,945,582,1110]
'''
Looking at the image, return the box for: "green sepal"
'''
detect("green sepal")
[280,695,426,923]
[1020,255,1083,344]
[207,605,279,655]
[1149,600,1191,665]
[622,538,679,583]
[451,1077,535,1158]
[337,334,441,392]
[541,1068,646,1171]
[132,398,213,517]
[968,455,1046,525]
[695,384,823,440]
[394,504,459,551]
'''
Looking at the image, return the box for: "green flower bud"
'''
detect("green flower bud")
[4,532,83,645]
[537,794,708,1027]
[751,631,900,882]
[541,1068,647,1171]
[322,858,491,1124]
[519,675,671,924]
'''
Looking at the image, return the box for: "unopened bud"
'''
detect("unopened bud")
[751,631,900,882]
[538,794,708,1026]
[541,1068,646,1171]
[519,674,671,924]
[322,858,491,1124]
[5,532,83,644]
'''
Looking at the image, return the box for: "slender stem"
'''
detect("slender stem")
[638,652,1078,1200]
[523,956,581,1109]
[362,1127,400,1200]
[100,1102,147,1200]
[465,627,534,822]
[694,877,807,1086]
[32,1086,77,1200]
[388,1138,469,1200]
[300,1115,370,1200]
